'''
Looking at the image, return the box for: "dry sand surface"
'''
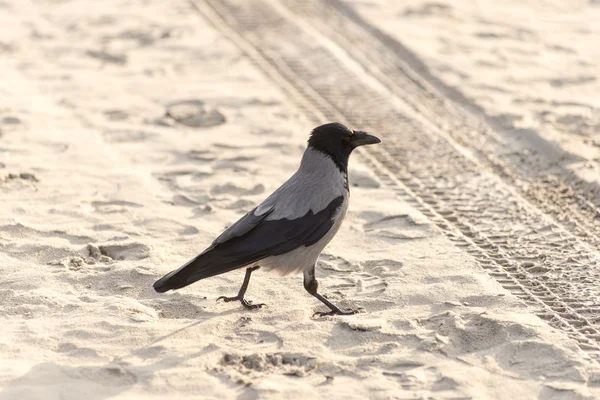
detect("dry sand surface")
[1,0,600,399]
[347,0,600,195]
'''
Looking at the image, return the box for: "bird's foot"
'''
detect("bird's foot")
[313,308,360,318]
[240,299,266,310]
[216,295,266,310]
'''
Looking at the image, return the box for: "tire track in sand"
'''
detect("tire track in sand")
[190,0,600,360]
[285,0,600,251]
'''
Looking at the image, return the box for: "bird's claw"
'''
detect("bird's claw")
[241,299,266,310]
[216,296,266,310]
[216,295,237,303]
[313,308,360,318]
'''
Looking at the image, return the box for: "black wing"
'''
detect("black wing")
[153,196,344,292]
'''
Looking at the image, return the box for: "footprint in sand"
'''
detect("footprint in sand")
[103,109,129,121]
[2,116,21,125]
[353,272,388,297]
[154,169,212,197]
[0,116,23,139]
[48,256,107,272]
[92,200,143,209]
[0,172,39,184]
[86,49,127,66]
[153,171,213,211]
[117,29,159,47]
[361,211,430,241]
[361,259,405,278]
[549,75,597,88]
[221,351,319,376]
[318,254,388,298]
[188,149,218,163]
[170,194,209,207]
[401,3,456,18]
[163,100,226,128]
[319,254,360,273]
[220,199,256,210]
[83,242,149,262]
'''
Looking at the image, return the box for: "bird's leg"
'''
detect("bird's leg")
[303,266,359,317]
[217,266,265,310]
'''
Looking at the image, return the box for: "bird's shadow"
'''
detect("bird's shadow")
[0,310,239,400]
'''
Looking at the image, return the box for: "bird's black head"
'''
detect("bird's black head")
[307,122,381,172]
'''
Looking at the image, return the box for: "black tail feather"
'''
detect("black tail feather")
[153,269,188,293]
[152,249,253,293]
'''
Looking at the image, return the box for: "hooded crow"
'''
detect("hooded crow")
[153,122,381,316]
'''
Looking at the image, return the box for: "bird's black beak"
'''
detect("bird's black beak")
[351,131,381,147]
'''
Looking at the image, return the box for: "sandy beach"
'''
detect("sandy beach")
[1,0,600,399]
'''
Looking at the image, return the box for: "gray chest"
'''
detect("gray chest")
[257,196,348,275]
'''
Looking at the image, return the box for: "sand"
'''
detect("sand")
[346,0,600,196]
[1,0,599,399]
